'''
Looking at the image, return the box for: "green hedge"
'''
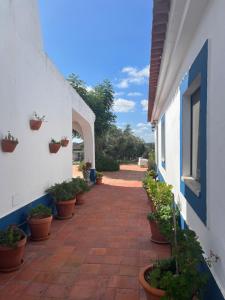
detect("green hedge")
[96,155,120,171]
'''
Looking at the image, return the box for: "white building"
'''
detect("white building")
[0,1,95,226]
[148,0,225,299]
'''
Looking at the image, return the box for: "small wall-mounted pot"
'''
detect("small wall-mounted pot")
[30,120,42,130]
[61,139,69,147]
[49,143,61,153]
[1,140,18,153]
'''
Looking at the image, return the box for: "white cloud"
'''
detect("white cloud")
[116,65,150,89]
[113,98,136,113]
[133,123,154,142]
[114,91,124,97]
[127,92,142,97]
[141,99,148,111]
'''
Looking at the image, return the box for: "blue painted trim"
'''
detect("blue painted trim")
[180,41,208,224]
[157,168,165,182]
[0,194,53,234]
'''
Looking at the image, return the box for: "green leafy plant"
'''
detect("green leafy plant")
[3,131,19,144]
[28,204,52,219]
[32,112,46,121]
[72,177,90,193]
[148,149,156,171]
[50,139,61,144]
[96,154,119,171]
[96,171,103,179]
[0,226,24,248]
[78,161,85,172]
[144,172,208,299]
[146,229,208,300]
[46,181,75,202]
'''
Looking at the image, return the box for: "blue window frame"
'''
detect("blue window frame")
[180,41,208,224]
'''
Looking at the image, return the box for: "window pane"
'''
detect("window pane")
[191,89,201,181]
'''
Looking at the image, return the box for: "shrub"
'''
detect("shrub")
[46,181,75,202]
[71,177,90,193]
[96,171,103,179]
[28,204,52,219]
[96,155,119,171]
[0,226,25,248]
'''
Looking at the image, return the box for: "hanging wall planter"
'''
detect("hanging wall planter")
[61,137,69,147]
[1,132,19,153]
[49,139,61,153]
[30,112,46,130]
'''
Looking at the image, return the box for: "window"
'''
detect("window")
[180,40,208,224]
[161,116,166,168]
[191,88,201,181]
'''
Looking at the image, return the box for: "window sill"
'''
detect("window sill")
[182,176,201,197]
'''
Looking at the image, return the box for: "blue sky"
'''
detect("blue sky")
[38,0,154,142]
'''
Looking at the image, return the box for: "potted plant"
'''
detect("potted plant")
[46,181,76,219]
[143,174,174,244]
[139,200,208,300]
[49,139,61,153]
[27,204,52,241]
[72,177,89,205]
[80,162,92,181]
[0,226,27,272]
[147,212,169,244]
[96,171,103,185]
[1,131,19,153]
[30,112,46,130]
[61,137,69,147]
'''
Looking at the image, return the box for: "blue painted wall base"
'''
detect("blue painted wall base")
[0,194,53,235]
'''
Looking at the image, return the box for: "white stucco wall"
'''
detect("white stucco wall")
[0,0,95,218]
[154,0,225,296]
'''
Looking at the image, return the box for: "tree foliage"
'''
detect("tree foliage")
[68,73,148,163]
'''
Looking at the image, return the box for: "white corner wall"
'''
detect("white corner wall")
[155,0,225,296]
[0,0,95,218]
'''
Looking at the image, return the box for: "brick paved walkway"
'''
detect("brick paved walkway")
[0,165,170,300]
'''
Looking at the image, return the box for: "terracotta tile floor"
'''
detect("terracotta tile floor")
[0,164,170,300]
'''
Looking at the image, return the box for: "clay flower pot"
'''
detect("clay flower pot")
[96,177,103,185]
[149,220,168,244]
[49,143,61,153]
[28,215,53,241]
[1,140,18,153]
[0,235,27,272]
[139,264,166,300]
[30,119,42,130]
[61,139,69,147]
[56,199,76,219]
[76,192,84,205]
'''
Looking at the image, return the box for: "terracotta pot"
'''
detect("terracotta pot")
[149,220,168,244]
[1,140,18,152]
[28,215,53,241]
[30,119,42,130]
[61,139,69,147]
[76,192,84,205]
[56,199,76,219]
[96,177,103,185]
[49,143,61,153]
[139,264,166,300]
[0,235,27,272]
